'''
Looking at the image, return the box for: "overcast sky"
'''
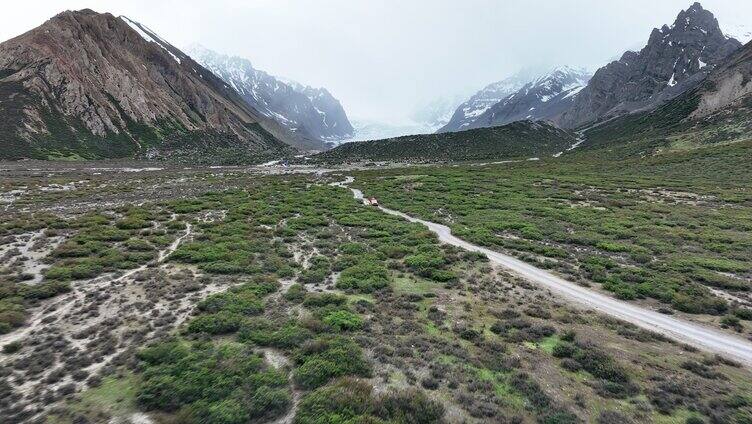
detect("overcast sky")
[1,1,751,122]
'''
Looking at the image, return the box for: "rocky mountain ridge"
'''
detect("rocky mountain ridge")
[465,66,591,130]
[438,70,536,133]
[0,10,302,161]
[559,2,742,128]
[188,45,353,147]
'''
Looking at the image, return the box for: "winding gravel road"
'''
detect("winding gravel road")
[335,177,752,367]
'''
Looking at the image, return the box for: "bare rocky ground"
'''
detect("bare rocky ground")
[0,164,274,422]
[0,220,229,421]
[0,162,364,423]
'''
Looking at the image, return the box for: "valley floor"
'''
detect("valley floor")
[0,159,751,424]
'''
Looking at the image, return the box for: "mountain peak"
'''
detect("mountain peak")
[560,3,740,128]
[56,8,101,18]
[542,66,590,81]
[187,45,353,144]
[688,1,705,12]
[458,66,591,131]
[437,70,536,132]
[672,1,721,34]
[0,8,301,160]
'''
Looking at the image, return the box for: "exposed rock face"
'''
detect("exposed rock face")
[690,40,752,119]
[438,70,534,133]
[0,10,300,160]
[559,2,741,129]
[285,80,355,142]
[466,67,591,130]
[188,45,353,147]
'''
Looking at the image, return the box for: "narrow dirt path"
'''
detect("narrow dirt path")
[335,177,752,367]
[0,222,192,351]
[0,221,204,422]
[262,348,300,424]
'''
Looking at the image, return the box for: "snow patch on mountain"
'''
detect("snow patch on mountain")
[120,17,185,64]
[186,45,353,142]
[443,66,591,132]
[438,70,536,133]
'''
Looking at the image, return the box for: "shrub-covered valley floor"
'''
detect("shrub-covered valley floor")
[0,162,751,424]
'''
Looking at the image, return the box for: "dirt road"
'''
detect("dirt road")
[338,178,752,367]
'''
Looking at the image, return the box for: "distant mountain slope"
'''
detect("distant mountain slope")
[0,10,300,161]
[438,70,535,133]
[315,121,577,163]
[411,95,467,130]
[283,79,355,140]
[583,39,752,155]
[560,2,741,129]
[188,45,353,148]
[466,67,591,130]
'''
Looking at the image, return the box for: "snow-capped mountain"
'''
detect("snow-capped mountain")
[437,69,536,133]
[560,2,741,128]
[187,45,354,144]
[465,66,591,130]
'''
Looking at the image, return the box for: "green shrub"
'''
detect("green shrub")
[293,336,371,389]
[238,319,313,349]
[429,269,457,283]
[186,312,245,335]
[552,342,577,358]
[198,292,264,316]
[336,262,390,293]
[299,268,329,285]
[137,340,290,422]
[405,253,445,276]
[540,411,580,424]
[116,217,151,230]
[340,243,367,255]
[295,378,445,424]
[18,281,71,300]
[2,341,22,354]
[720,315,742,329]
[573,346,631,384]
[284,284,307,303]
[672,287,728,315]
[125,238,155,251]
[323,310,364,331]
[734,308,752,321]
[294,378,373,424]
[379,243,411,259]
[373,389,445,423]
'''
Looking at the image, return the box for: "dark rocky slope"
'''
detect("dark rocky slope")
[188,45,353,149]
[438,70,534,133]
[582,39,752,154]
[466,67,591,130]
[315,121,577,163]
[559,2,741,129]
[0,10,301,161]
